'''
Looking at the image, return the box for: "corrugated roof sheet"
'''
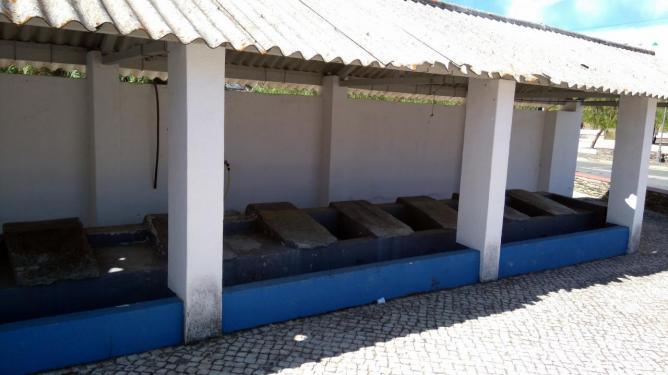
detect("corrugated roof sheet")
[1,0,667,98]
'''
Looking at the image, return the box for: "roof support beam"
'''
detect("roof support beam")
[167,42,225,343]
[457,78,516,282]
[225,64,323,86]
[581,100,668,108]
[340,75,460,88]
[607,96,657,253]
[101,41,167,65]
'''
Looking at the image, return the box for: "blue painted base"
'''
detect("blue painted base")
[499,226,629,279]
[0,226,630,373]
[222,249,480,332]
[0,297,183,375]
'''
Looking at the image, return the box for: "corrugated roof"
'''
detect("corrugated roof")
[0,0,667,98]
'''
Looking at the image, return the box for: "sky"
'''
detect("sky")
[444,0,668,55]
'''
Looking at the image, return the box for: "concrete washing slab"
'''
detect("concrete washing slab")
[331,200,414,238]
[508,189,577,215]
[2,218,99,286]
[397,196,458,229]
[504,205,531,221]
[145,214,168,255]
[247,202,338,249]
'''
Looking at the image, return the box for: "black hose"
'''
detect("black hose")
[153,82,160,190]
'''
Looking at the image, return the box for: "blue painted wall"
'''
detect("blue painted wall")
[0,227,631,373]
[222,249,480,332]
[0,297,183,375]
[499,226,629,279]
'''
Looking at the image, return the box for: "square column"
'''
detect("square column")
[168,42,225,342]
[538,103,583,196]
[457,78,516,282]
[607,96,657,253]
[87,51,122,226]
[320,75,348,205]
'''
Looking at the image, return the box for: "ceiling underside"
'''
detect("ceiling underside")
[1,0,667,99]
[0,22,623,103]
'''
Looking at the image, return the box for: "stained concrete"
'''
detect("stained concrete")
[397,196,458,230]
[95,243,166,274]
[3,218,99,286]
[331,200,414,238]
[145,214,168,255]
[247,202,337,249]
[508,190,577,216]
[504,206,531,221]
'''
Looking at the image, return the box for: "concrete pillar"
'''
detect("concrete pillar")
[457,78,516,282]
[167,42,225,342]
[538,103,583,196]
[320,75,348,205]
[87,51,122,226]
[607,96,657,253]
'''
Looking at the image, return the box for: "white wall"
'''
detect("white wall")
[329,99,466,203]
[0,74,90,227]
[225,92,323,211]
[117,84,169,223]
[0,74,551,228]
[507,110,546,191]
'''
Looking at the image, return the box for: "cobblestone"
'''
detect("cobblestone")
[47,211,668,375]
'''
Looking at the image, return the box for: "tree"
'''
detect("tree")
[582,105,617,149]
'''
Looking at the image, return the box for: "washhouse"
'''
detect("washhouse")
[0,1,667,373]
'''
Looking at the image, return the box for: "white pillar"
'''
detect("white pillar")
[87,51,122,226]
[167,42,225,342]
[320,76,348,205]
[538,103,583,196]
[457,78,516,282]
[607,96,657,253]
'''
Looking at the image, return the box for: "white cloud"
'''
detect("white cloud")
[647,0,668,14]
[588,24,668,58]
[505,0,563,23]
[574,0,604,14]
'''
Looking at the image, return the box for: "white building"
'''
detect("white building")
[0,1,666,373]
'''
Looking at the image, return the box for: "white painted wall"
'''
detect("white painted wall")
[0,74,552,228]
[507,110,546,191]
[225,92,323,211]
[0,74,90,227]
[117,84,169,223]
[328,99,466,203]
[457,78,516,282]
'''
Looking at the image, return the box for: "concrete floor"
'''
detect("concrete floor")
[49,209,668,375]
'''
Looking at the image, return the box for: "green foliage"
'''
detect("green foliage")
[347,91,463,106]
[249,85,318,96]
[0,63,85,79]
[119,74,156,84]
[583,105,617,131]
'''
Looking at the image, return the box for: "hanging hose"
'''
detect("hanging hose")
[153,82,160,190]
[224,160,231,199]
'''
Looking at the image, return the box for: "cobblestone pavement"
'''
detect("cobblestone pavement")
[50,211,668,375]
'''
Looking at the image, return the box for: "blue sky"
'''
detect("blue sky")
[443,0,668,53]
[445,0,668,32]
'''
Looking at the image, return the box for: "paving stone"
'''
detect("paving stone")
[49,210,668,375]
[3,218,99,286]
[508,189,577,215]
[331,200,413,238]
[247,202,337,249]
[397,196,458,229]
